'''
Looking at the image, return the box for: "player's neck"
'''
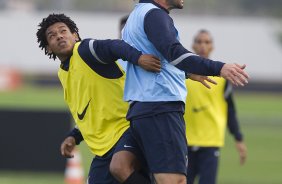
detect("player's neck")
[154,0,170,12]
[58,55,71,63]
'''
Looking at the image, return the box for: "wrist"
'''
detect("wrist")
[217,62,225,76]
[134,53,142,66]
[185,73,191,79]
[67,129,83,145]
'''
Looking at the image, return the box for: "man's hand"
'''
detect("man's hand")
[188,74,217,89]
[60,136,76,158]
[220,64,249,86]
[138,54,161,72]
[236,141,247,165]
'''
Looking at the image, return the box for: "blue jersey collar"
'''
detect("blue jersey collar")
[60,57,71,71]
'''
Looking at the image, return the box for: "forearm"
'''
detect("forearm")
[94,39,142,65]
[67,127,84,145]
[227,95,243,141]
[173,55,224,76]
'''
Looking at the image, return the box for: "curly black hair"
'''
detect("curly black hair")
[36,13,81,60]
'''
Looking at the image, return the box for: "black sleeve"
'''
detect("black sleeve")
[144,9,224,76]
[67,127,84,145]
[225,82,243,141]
[78,39,142,65]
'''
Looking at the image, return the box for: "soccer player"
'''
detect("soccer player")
[36,13,161,184]
[110,15,220,184]
[185,29,247,184]
[114,0,249,184]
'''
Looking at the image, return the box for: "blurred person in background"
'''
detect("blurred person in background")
[36,13,161,184]
[184,29,248,184]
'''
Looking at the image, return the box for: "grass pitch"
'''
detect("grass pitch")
[0,87,281,184]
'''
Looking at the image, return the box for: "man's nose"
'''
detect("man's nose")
[57,33,63,40]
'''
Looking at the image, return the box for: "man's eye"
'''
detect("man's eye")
[197,40,210,44]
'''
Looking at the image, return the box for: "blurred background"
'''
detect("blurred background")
[0,0,281,184]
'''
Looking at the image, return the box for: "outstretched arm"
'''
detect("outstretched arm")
[78,39,161,72]
[144,9,249,86]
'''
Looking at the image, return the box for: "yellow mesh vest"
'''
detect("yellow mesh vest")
[184,77,228,147]
[58,42,129,156]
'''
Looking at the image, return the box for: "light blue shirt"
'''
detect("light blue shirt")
[122,3,187,102]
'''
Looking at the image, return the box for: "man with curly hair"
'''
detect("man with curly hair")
[36,13,160,184]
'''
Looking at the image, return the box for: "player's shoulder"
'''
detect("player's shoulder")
[146,7,167,17]
[77,38,103,57]
[78,38,94,48]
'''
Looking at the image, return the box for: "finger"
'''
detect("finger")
[150,63,161,71]
[234,69,250,86]
[147,67,160,73]
[229,71,244,86]
[235,63,246,70]
[233,73,247,86]
[154,59,161,64]
[150,68,161,72]
[153,62,161,68]
[68,153,74,158]
[235,67,249,80]
[61,144,67,156]
[233,76,244,86]
[67,142,73,147]
[150,55,161,61]
[228,75,238,86]
[202,81,211,89]
[61,149,65,156]
[64,149,74,158]
[206,78,217,85]
[149,58,161,64]
[154,67,161,72]
[62,149,73,158]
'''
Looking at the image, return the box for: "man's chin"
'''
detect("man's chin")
[178,5,184,9]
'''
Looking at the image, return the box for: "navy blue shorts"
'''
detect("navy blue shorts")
[187,146,219,184]
[114,128,147,165]
[130,111,188,175]
[87,129,146,184]
[87,147,118,184]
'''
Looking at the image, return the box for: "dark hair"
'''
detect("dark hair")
[193,29,213,43]
[36,13,81,60]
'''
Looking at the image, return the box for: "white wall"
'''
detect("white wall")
[0,11,281,82]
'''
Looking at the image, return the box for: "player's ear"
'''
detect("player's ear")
[74,33,79,42]
[47,45,52,54]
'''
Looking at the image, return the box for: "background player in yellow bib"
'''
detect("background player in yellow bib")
[185,29,248,184]
[36,13,161,184]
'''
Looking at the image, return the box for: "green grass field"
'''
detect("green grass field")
[0,86,281,184]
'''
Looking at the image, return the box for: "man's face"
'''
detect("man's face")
[192,32,213,59]
[166,0,184,9]
[46,22,78,61]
